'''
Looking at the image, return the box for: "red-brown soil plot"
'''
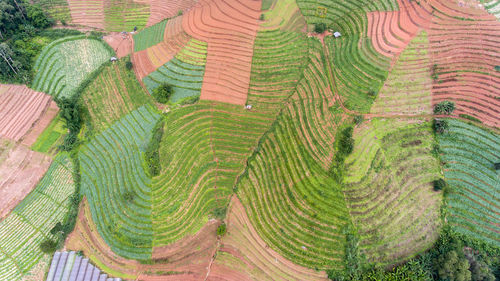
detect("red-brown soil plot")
[146,0,199,26]
[0,85,54,142]
[0,139,51,220]
[67,0,105,29]
[182,0,261,105]
[104,32,133,58]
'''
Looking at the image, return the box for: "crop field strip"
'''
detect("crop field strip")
[482,0,500,20]
[437,119,500,247]
[30,115,66,154]
[66,0,105,29]
[146,0,199,26]
[152,101,271,247]
[237,38,350,269]
[33,0,71,22]
[82,59,153,134]
[0,153,75,281]
[0,85,53,142]
[104,0,150,32]
[428,4,500,128]
[133,16,191,80]
[133,20,168,52]
[181,0,262,105]
[143,39,207,102]
[32,36,112,99]
[79,105,160,260]
[344,119,442,264]
[370,31,433,115]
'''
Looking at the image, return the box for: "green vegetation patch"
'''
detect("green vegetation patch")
[79,105,161,260]
[0,153,75,280]
[82,58,153,134]
[31,114,67,153]
[437,119,500,247]
[133,19,168,52]
[33,0,71,23]
[104,0,150,32]
[32,36,112,99]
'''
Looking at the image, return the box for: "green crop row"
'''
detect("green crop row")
[32,36,112,99]
[104,0,149,32]
[133,20,168,52]
[437,119,500,248]
[79,105,161,260]
[344,119,442,265]
[34,0,71,22]
[152,101,271,246]
[0,153,75,281]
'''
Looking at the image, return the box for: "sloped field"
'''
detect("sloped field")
[134,20,168,52]
[33,0,71,23]
[370,31,433,115]
[82,59,153,133]
[483,0,500,20]
[79,105,161,260]
[67,0,105,29]
[146,0,199,26]
[437,119,500,247]
[32,36,112,99]
[0,85,54,142]
[143,39,207,102]
[152,101,271,246]
[182,0,262,105]
[0,154,75,281]
[344,119,442,264]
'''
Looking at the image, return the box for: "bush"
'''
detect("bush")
[434,101,455,114]
[314,23,327,33]
[338,127,354,155]
[212,207,227,219]
[217,224,227,236]
[433,119,449,134]
[123,191,135,202]
[152,83,174,104]
[125,61,133,70]
[144,120,164,176]
[436,250,471,281]
[61,20,67,26]
[40,239,58,253]
[354,115,364,125]
[433,178,447,191]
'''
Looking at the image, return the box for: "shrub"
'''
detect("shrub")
[436,250,471,281]
[123,191,135,202]
[144,120,164,176]
[125,61,133,70]
[314,23,327,33]
[354,115,364,125]
[50,222,63,235]
[495,163,500,170]
[152,83,174,104]
[61,20,67,26]
[433,178,447,191]
[433,119,449,134]
[177,10,183,16]
[40,239,58,253]
[212,207,227,219]
[434,101,455,114]
[217,223,227,236]
[432,64,439,80]
[367,89,377,97]
[338,127,354,155]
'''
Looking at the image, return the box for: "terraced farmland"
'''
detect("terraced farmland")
[33,0,71,23]
[483,0,500,19]
[133,20,168,52]
[143,39,207,102]
[104,0,150,32]
[0,153,75,280]
[82,59,153,133]
[32,36,112,99]
[437,119,500,247]
[79,105,161,260]
[344,119,442,264]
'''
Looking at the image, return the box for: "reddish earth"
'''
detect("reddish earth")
[0,139,51,221]
[132,16,190,79]
[66,198,219,280]
[0,84,54,142]
[146,0,199,26]
[207,196,328,281]
[66,0,105,29]
[428,0,500,127]
[182,0,262,105]
[367,0,433,61]
[22,100,59,147]
[104,32,133,58]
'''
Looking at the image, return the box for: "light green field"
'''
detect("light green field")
[31,115,66,154]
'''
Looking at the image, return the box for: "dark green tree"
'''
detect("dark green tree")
[434,101,455,114]
[314,22,327,33]
[152,83,174,104]
[436,250,472,281]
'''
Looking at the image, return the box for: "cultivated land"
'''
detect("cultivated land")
[1,0,499,280]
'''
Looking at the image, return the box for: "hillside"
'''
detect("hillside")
[0,0,499,280]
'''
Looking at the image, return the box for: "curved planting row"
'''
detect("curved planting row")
[344,119,442,264]
[146,0,199,26]
[182,0,262,105]
[0,85,53,142]
[296,0,398,36]
[437,119,500,247]
[104,0,149,32]
[152,101,271,246]
[0,153,75,281]
[367,0,432,60]
[82,59,153,133]
[483,0,500,20]
[428,3,500,128]
[79,105,161,260]
[371,31,433,115]
[67,0,105,29]
[325,35,391,113]
[133,19,168,52]
[143,39,207,103]
[209,197,328,281]
[259,0,306,32]
[32,36,112,99]
[133,16,191,80]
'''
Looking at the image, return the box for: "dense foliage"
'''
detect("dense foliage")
[434,101,455,115]
[152,83,174,103]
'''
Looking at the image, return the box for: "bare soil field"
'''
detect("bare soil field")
[104,32,133,58]
[182,0,262,105]
[0,139,51,221]
[67,0,105,29]
[146,0,199,26]
[0,85,54,142]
